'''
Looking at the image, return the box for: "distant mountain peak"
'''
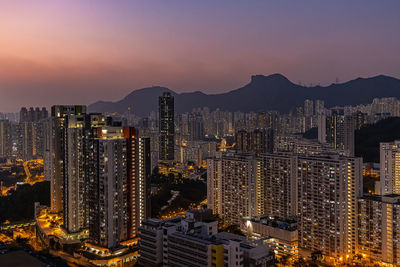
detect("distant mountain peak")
[250,73,291,85]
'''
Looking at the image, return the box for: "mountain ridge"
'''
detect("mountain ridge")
[88,74,400,116]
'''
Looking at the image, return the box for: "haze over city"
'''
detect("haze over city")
[1,0,400,111]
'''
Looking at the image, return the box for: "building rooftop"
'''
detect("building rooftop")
[246,215,297,231]
[141,217,182,228]
[360,194,400,204]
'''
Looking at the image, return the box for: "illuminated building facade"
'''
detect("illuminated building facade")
[207,150,363,260]
[89,135,128,248]
[235,129,274,156]
[207,152,257,226]
[357,194,400,265]
[256,153,297,219]
[188,112,204,141]
[136,136,151,237]
[89,126,150,248]
[297,155,362,258]
[274,134,349,156]
[242,215,298,258]
[63,114,106,233]
[17,107,49,160]
[64,115,90,233]
[159,92,175,161]
[318,110,355,156]
[16,122,34,160]
[371,97,400,117]
[380,141,400,195]
[49,105,86,213]
[207,154,222,215]
[139,209,273,267]
[179,140,216,167]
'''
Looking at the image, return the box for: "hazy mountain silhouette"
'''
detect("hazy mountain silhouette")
[88,74,400,116]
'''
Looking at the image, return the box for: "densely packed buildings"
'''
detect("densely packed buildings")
[139,209,274,267]
[43,105,152,252]
[4,94,400,265]
[208,150,363,259]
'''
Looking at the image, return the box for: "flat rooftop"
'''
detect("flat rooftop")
[246,215,297,231]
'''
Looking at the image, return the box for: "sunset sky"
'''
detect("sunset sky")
[1,0,400,111]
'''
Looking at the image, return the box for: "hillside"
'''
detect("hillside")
[355,117,400,163]
[88,74,400,116]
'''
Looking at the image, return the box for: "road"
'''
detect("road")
[23,159,44,185]
[187,170,207,181]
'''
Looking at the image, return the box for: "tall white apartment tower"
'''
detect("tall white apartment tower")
[297,155,362,258]
[90,137,128,248]
[207,152,257,226]
[207,153,222,215]
[64,115,89,233]
[256,153,297,219]
[380,141,400,195]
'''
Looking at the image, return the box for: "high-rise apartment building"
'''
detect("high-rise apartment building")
[380,141,400,195]
[297,155,362,258]
[0,120,12,159]
[16,122,34,160]
[49,105,86,213]
[207,150,363,260]
[371,97,400,116]
[274,134,347,156]
[17,107,49,160]
[353,111,368,130]
[207,155,222,216]
[63,115,95,233]
[318,111,355,156]
[235,129,273,156]
[256,153,297,219]
[357,194,400,265]
[304,99,314,117]
[89,126,150,248]
[188,113,204,141]
[315,99,325,115]
[89,136,128,248]
[46,105,150,246]
[159,92,175,161]
[20,107,48,123]
[207,152,257,226]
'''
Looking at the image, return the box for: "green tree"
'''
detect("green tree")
[293,256,307,267]
[311,250,323,263]
[279,254,291,266]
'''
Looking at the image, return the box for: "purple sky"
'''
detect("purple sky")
[1,0,400,112]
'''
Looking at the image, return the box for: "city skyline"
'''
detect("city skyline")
[3,95,400,265]
[1,0,400,111]
[3,2,400,266]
